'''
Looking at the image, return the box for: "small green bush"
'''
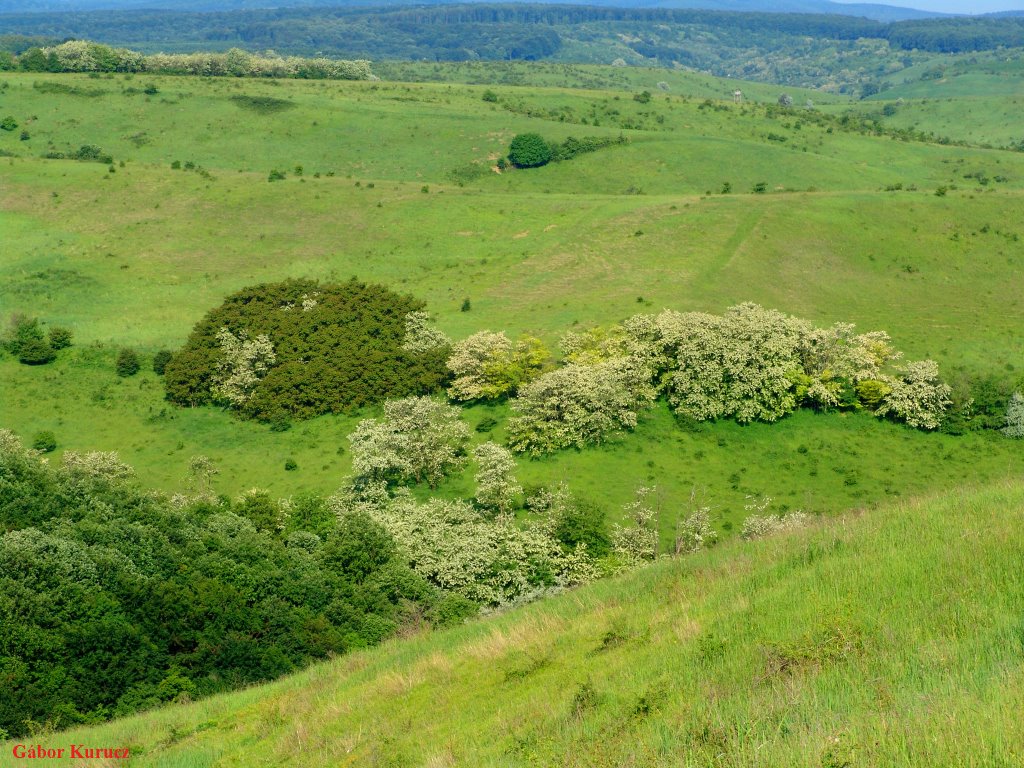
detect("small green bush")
[116,348,141,377]
[152,349,173,375]
[508,133,552,168]
[284,458,298,471]
[482,89,498,103]
[31,431,57,453]
[48,326,73,350]
[0,116,16,131]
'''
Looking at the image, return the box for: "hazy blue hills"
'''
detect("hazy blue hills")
[0,0,948,22]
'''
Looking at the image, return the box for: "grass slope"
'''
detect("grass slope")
[1,69,1023,518]
[6,481,1023,766]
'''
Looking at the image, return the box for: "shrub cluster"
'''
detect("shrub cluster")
[0,430,471,739]
[502,304,952,455]
[164,279,449,421]
[507,132,628,169]
[2,316,72,365]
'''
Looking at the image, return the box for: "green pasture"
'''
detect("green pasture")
[1,67,1023,522]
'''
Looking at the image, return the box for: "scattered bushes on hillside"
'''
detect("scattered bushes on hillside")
[0,430,466,739]
[164,279,448,421]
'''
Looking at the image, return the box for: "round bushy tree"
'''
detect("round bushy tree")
[508,133,552,168]
[164,279,448,421]
[116,348,141,377]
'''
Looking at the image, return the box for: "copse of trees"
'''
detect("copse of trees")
[507,133,628,169]
[164,279,449,421]
[498,303,952,456]
[10,40,372,80]
[0,430,473,739]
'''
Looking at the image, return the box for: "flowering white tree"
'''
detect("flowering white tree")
[337,492,590,606]
[447,331,547,401]
[667,303,809,423]
[211,327,276,407]
[349,396,470,488]
[473,441,521,516]
[798,324,900,409]
[507,358,655,455]
[876,360,952,430]
[401,311,450,354]
[612,486,660,566]
[1004,391,1024,438]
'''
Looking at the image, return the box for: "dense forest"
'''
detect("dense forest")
[0,5,1021,63]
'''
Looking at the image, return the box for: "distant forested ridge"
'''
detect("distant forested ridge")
[0,5,1020,64]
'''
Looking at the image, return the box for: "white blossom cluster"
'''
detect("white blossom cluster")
[349,396,470,488]
[211,328,276,407]
[400,311,451,355]
[446,331,547,401]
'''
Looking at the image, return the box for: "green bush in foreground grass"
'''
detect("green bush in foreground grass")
[115,348,140,377]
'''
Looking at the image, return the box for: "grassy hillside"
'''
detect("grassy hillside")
[1,69,1023,518]
[6,481,1022,766]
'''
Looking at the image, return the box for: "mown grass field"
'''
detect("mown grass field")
[5,481,1022,766]
[1,66,1023,526]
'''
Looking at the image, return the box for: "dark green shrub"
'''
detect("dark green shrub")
[284,458,298,471]
[508,133,552,168]
[0,116,16,131]
[164,278,449,421]
[461,297,471,312]
[143,84,159,95]
[4,316,55,365]
[633,90,652,103]
[31,431,57,453]
[268,169,286,182]
[553,501,611,557]
[152,349,173,375]
[482,89,498,103]
[47,326,72,350]
[19,130,29,141]
[116,348,141,377]
[752,181,768,194]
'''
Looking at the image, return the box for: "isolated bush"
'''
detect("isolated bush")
[31,431,57,453]
[508,132,552,168]
[152,349,173,375]
[115,348,140,377]
[164,279,448,420]
[47,326,73,350]
[0,116,16,131]
[741,511,811,539]
[482,89,498,102]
